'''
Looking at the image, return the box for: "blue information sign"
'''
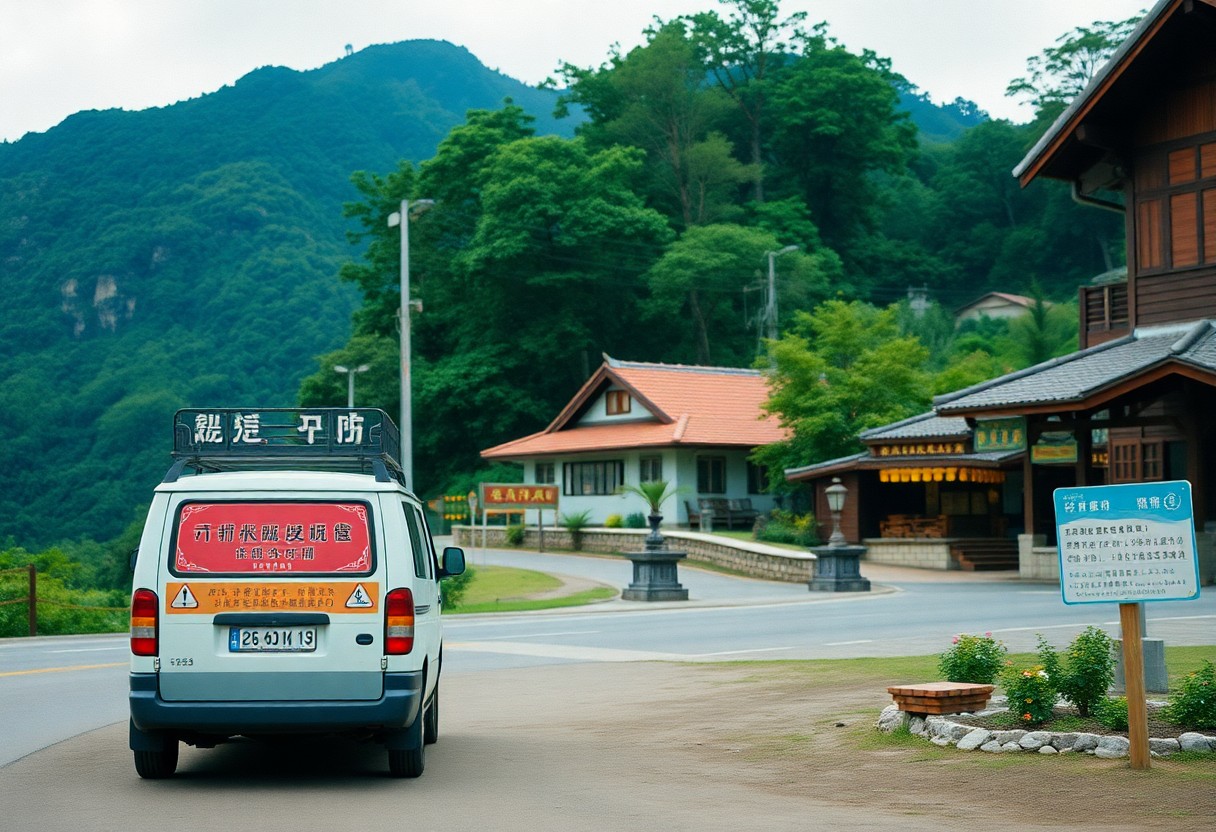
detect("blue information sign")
[1053,480,1200,605]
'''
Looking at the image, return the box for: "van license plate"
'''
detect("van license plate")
[228,627,317,653]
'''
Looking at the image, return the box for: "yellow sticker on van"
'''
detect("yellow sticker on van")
[164,581,379,614]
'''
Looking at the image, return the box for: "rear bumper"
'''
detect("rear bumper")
[129,671,423,738]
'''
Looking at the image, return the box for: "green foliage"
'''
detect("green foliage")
[604,514,624,529]
[753,510,816,546]
[937,633,1007,685]
[624,512,648,529]
[1165,660,1216,730]
[1001,664,1057,726]
[439,564,475,610]
[1036,627,1115,718]
[559,510,593,551]
[616,480,680,515]
[1095,696,1129,732]
[504,524,527,546]
[0,548,128,637]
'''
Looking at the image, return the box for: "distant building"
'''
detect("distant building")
[480,356,786,526]
[954,292,1042,324]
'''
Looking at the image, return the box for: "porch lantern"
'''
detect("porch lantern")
[809,477,869,592]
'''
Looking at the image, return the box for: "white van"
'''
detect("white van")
[128,408,465,779]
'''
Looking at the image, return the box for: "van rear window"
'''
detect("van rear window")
[172,501,373,575]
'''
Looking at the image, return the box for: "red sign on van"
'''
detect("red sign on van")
[174,502,372,574]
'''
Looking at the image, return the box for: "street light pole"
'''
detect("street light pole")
[333,364,370,408]
[765,245,799,342]
[387,198,434,489]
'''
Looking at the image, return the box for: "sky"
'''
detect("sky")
[0,0,1151,144]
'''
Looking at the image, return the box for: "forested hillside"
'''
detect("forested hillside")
[0,40,572,548]
[1,5,1131,557]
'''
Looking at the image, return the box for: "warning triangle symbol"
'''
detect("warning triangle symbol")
[171,585,199,609]
[345,583,374,608]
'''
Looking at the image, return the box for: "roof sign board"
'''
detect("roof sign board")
[1053,480,1200,605]
[973,417,1026,452]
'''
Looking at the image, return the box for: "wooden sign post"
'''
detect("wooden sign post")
[1054,481,1201,772]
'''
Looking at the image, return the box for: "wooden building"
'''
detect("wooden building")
[936,0,1216,581]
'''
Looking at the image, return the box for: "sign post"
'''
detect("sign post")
[1053,480,1201,771]
[478,483,560,552]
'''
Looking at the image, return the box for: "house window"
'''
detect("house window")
[606,390,631,415]
[746,461,768,495]
[639,455,662,483]
[535,462,555,484]
[697,456,726,494]
[1134,137,1216,273]
[564,460,624,496]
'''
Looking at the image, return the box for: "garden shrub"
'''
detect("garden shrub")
[1095,695,1129,731]
[623,513,647,529]
[1037,626,1115,717]
[604,514,624,529]
[504,524,526,546]
[560,510,593,551]
[753,510,817,547]
[1002,664,1057,726]
[938,633,1006,685]
[440,565,475,609]
[1165,660,1216,729]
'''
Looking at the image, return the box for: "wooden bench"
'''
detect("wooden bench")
[694,498,759,530]
[886,682,994,715]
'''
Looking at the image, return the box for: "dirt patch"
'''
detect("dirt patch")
[470,662,1216,831]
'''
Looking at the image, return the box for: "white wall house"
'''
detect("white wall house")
[480,356,788,527]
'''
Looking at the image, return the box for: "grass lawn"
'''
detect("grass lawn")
[446,564,617,615]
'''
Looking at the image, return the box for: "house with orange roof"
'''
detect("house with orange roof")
[954,292,1046,324]
[480,355,787,527]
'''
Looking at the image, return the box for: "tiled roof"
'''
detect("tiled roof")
[935,320,1216,414]
[785,450,1017,482]
[858,412,971,442]
[481,358,786,459]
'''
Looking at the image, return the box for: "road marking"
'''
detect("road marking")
[474,630,601,641]
[49,646,126,654]
[692,646,799,657]
[824,639,874,646]
[446,641,685,662]
[0,662,126,678]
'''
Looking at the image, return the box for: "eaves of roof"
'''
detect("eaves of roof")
[785,450,1019,482]
[934,320,1216,415]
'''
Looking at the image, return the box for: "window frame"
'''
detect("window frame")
[563,460,625,496]
[696,456,727,494]
[605,390,632,416]
[1133,133,1216,275]
[534,461,556,484]
[639,455,662,484]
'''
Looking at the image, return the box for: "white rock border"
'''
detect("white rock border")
[876,700,1216,759]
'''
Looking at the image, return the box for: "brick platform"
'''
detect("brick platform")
[886,682,994,715]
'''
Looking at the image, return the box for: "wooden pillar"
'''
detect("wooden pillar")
[1074,412,1091,487]
[1022,418,1039,536]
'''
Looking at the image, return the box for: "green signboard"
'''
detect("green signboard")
[973,417,1027,452]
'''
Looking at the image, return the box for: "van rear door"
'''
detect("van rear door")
[158,497,385,703]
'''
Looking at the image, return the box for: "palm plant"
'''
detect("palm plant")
[617,480,679,518]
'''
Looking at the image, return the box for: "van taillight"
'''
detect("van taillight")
[130,588,158,656]
[385,588,415,655]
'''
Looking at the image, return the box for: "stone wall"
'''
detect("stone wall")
[451,526,814,583]
[1018,534,1059,581]
[862,539,955,570]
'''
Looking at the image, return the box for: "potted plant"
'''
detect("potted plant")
[617,480,680,549]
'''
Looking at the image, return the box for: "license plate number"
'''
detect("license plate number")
[228,626,317,653]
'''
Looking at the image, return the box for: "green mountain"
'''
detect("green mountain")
[0,40,573,548]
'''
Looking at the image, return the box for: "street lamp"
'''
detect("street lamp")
[387,198,434,489]
[765,245,799,341]
[333,364,370,408]
[825,477,848,548]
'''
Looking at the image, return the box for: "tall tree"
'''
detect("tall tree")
[683,0,808,202]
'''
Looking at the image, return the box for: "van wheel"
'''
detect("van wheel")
[387,707,425,778]
[133,736,179,779]
[424,683,439,745]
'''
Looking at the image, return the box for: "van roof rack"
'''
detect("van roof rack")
[165,408,404,485]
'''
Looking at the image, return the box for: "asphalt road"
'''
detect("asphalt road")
[3,546,1213,771]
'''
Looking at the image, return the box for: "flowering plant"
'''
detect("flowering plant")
[938,632,1006,685]
[1036,627,1115,717]
[1001,663,1056,725]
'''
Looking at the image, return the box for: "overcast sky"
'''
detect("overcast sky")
[0,0,1149,144]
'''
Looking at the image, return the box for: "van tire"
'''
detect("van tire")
[133,736,179,779]
[387,707,426,778]
[424,682,439,745]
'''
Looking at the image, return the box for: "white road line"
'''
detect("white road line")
[446,641,686,662]
[692,646,799,657]
[473,630,601,641]
[824,639,874,646]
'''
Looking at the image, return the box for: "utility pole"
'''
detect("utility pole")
[765,245,799,341]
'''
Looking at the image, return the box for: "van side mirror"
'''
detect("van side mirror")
[438,546,465,579]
